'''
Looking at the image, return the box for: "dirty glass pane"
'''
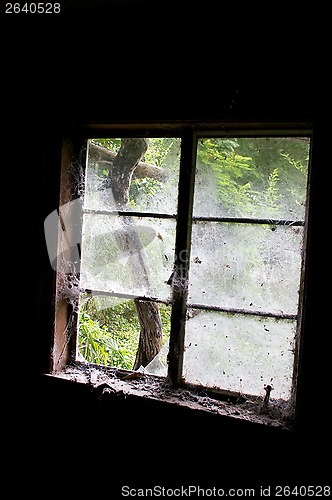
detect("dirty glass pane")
[84,137,180,214]
[188,222,304,315]
[77,137,179,372]
[80,215,175,301]
[183,310,296,400]
[77,295,171,371]
[194,137,310,219]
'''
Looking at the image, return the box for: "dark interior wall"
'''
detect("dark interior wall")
[2,0,328,491]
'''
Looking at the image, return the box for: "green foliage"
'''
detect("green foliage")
[144,137,176,167]
[280,151,308,174]
[78,310,132,368]
[196,137,310,217]
[265,168,280,211]
[78,299,171,370]
[129,177,163,208]
[197,138,261,215]
[90,138,121,152]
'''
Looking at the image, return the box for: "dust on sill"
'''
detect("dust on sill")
[47,361,294,430]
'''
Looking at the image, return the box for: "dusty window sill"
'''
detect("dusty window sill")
[44,361,294,430]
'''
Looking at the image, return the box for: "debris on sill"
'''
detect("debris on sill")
[50,362,293,429]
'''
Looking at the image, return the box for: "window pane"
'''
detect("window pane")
[84,137,181,214]
[76,137,180,373]
[183,310,296,400]
[80,215,176,301]
[188,222,304,315]
[77,295,171,371]
[193,137,310,219]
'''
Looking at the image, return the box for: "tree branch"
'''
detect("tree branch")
[88,142,169,182]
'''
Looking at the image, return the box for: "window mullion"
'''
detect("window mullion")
[167,132,197,386]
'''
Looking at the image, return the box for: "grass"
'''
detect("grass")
[78,298,171,370]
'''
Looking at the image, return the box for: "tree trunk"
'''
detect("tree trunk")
[108,137,148,208]
[133,300,162,369]
[108,138,163,370]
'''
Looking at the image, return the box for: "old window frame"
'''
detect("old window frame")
[51,122,312,423]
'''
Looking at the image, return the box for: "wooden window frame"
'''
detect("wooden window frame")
[51,122,312,424]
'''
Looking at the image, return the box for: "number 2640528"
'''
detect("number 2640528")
[5,3,61,14]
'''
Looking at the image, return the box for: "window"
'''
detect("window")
[46,125,311,424]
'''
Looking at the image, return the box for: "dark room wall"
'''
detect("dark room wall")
[2,0,328,493]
